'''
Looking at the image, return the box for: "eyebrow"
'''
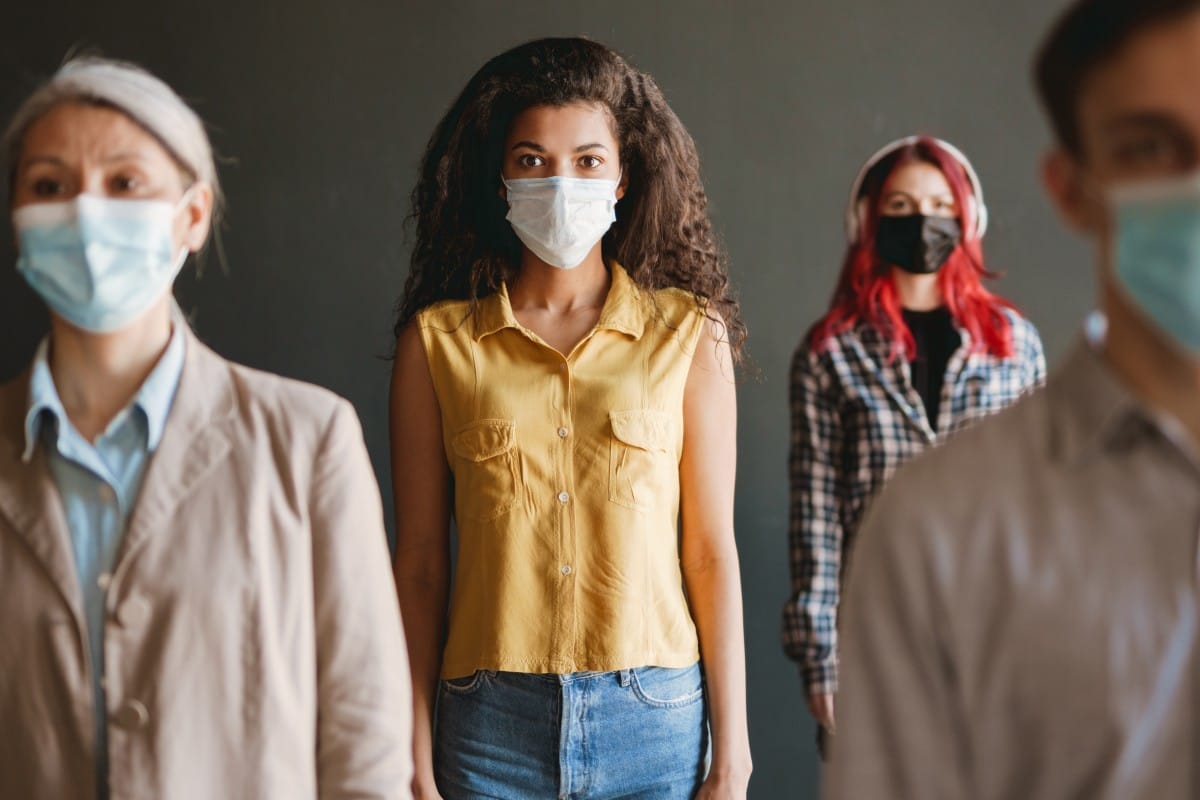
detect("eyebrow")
[102,151,152,164]
[510,141,610,153]
[17,155,67,170]
[1103,111,1185,135]
[18,151,152,171]
[883,190,955,201]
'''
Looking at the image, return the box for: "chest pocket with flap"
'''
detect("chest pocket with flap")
[452,419,520,521]
[608,409,677,511]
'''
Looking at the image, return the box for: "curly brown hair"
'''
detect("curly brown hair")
[393,36,745,360]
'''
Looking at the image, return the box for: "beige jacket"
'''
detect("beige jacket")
[0,327,413,800]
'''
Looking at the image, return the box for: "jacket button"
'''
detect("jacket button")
[114,700,149,730]
[116,596,151,628]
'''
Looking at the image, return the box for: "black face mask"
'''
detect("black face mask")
[874,214,962,275]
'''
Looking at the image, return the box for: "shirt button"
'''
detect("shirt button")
[113,699,149,730]
[557,491,570,504]
[97,573,112,591]
[561,565,572,576]
[116,596,151,629]
[557,427,569,438]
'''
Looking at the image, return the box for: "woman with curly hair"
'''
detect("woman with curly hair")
[390,37,751,800]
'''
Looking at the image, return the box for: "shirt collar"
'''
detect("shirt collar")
[23,340,66,463]
[137,321,187,450]
[472,261,647,342]
[1049,324,1167,466]
[22,321,187,463]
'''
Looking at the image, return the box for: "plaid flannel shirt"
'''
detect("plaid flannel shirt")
[782,311,1046,696]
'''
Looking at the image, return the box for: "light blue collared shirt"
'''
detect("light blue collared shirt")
[22,325,185,798]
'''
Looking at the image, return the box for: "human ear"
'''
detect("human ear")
[180,182,214,252]
[1042,150,1102,234]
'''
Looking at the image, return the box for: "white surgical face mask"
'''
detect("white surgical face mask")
[503,175,619,269]
[1108,171,1200,355]
[14,192,191,333]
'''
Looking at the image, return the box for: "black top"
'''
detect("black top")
[902,306,959,427]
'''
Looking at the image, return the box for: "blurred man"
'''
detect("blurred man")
[826,1,1200,796]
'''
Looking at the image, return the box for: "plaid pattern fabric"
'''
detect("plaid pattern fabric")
[782,311,1046,695]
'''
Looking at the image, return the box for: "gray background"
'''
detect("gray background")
[1,1,1087,796]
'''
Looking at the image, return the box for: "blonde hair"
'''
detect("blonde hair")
[3,56,224,236]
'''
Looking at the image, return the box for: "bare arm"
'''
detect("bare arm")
[680,319,752,798]
[389,321,452,800]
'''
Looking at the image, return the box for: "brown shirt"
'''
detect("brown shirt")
[826,339,1200,799]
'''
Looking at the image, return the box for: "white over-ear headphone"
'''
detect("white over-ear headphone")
[843,136,989,244]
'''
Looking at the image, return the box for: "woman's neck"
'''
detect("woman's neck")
[47,298,174,442]
[509,245,611,313]
[893,269,944,311]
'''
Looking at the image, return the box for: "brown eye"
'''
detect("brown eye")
[580,155,602,169]
[111,175,140,193]
[1112,134,1183,173]
[32,178,64,197]
[518,154,544,168]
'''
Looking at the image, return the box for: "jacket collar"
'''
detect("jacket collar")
[0,316,237,630]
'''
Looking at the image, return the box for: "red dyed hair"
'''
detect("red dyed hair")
[809,138,1016,360]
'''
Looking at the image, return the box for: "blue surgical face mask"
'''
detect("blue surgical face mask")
[1109,172,1200,355]
[14,192,191,333]
[503,176,619,269]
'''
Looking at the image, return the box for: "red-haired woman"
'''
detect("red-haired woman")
[781,136,1045,749]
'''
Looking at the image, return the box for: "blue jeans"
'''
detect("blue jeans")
[435,664,708,799]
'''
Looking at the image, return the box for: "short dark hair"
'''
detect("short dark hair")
[1035,0,1200,153]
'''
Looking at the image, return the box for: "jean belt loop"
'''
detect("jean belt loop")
[618,668,633,687]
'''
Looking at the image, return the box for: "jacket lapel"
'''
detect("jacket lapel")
[0,372,87,634]
[851,326,935,442]
[115,329,236,569]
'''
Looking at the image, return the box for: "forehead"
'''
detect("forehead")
[20,102,173,163]
[1078,11,1200,140]
[882,160,952,196]
[505,101,617,146]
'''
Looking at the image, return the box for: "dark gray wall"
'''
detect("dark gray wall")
[1,1,1087,796]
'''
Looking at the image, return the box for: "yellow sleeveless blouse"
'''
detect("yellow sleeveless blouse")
[417,263,706,678]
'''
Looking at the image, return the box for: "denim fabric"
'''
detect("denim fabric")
[435,663,708,799]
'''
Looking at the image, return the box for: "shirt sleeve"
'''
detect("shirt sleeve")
[781,341,844,696]
[822,473,970,800]
[1018,316,1048,392]
[1012,316,1051,398]
[309,399,414,799]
